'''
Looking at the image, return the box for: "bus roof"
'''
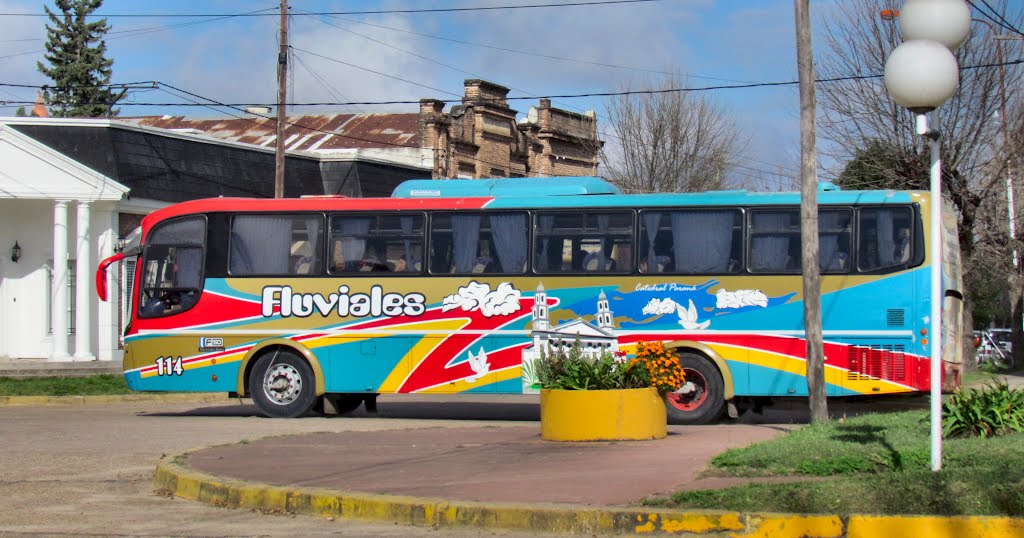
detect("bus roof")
[140,180,924,236]
[392,177,622,198]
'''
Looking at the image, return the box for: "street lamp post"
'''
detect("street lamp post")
[882,0,970,472]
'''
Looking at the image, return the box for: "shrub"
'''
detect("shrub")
[943,380,1024,438]
[535,339,649,391]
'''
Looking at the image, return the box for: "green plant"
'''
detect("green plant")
[535,339,649,391]
[943,380,1024,438]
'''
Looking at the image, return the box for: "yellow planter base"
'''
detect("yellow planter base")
[540,387,667,441]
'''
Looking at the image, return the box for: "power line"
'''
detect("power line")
[313,12,754,85]
[968,0,1024,36]
[4,57,1020,108]
[0,1,661,18]
[290,47,462,99]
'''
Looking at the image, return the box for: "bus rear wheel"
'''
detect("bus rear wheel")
[249,350,316,418]
[665,352,725,425]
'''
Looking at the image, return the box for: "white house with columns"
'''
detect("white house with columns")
[0,124,130,362]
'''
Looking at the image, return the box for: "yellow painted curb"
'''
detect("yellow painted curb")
[154,451,1024,536]
[0,393,230,406]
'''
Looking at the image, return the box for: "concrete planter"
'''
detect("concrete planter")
[539,387,667,441]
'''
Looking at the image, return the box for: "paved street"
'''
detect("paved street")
[0,396,560,537]
[0,389,966,536]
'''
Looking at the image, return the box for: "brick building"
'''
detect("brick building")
[420,79,602,178]
[126,78,603,183]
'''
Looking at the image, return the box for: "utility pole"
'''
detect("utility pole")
[275,0,288,198]
[795,0,827,423]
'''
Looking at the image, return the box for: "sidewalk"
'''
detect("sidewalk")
[159,419,1024,536]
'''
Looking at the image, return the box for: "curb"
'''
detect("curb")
[0,393,230,406]
[155,453,1024,536]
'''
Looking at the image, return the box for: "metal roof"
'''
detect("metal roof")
[121,113,422,153]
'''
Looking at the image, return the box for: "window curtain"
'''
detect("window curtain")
[642,212,662,273]
[304,217,321,270]
[230,216,289,274]
[339,217,371,264]
[452,214,481,273]
[400,216,414,268]
[174,247,202,288]
[672,211,732,272]
[536,214,554,271]
[818,211,843,271]
[491,213,527,273]
[875,210,896,267]
[751,212,791,271]
[597,214,610,270]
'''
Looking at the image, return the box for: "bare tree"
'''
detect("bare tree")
[601,76,742,193]
[818,0,1023,367]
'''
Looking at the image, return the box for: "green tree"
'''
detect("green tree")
[15,106,27,117]
[37,0,117,117]
[836,139,928,192]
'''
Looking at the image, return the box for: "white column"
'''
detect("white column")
[73,201,95,360]
[50,200,71,361]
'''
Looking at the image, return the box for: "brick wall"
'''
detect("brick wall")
[420,80,602,179]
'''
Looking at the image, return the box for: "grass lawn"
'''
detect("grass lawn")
[644,410,1024,516]
[0,374,131,396]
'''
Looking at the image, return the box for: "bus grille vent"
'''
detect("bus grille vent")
[847,345,907,382]
[886,309,905,327]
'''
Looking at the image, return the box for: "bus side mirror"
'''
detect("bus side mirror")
[96,252,126,302]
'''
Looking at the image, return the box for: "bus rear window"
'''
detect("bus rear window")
[138,216,206,318]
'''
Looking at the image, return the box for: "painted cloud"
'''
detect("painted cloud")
[442,281,522,317]
[716,289,769,309]
[642,297,678,316]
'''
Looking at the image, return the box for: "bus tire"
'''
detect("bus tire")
[249,350,317,418]
[321,393,364,415]
[665,352,725,425]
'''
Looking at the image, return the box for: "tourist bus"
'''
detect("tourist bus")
[96,177,964,423]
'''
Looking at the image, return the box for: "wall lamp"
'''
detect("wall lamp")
[11,241,21,263]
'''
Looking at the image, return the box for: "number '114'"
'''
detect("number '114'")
[156,356,183,376]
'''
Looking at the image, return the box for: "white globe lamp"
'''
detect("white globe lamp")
[883,40,960,113]
[900,0,972,50]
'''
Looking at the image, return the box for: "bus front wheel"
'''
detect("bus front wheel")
[665,352,725,425]
[249,350,317,418]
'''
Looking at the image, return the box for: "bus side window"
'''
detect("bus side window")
[229,215,323,276]
[749,209,800,273]
[534,211,633,274]
[858,207,913,272]
[820,209,852,273]
[430,212,527,275]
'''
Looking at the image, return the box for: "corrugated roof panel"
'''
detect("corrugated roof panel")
[121,113,422,152]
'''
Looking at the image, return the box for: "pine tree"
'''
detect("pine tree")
[37,0,117,117]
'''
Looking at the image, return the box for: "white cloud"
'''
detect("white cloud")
[716,289,769,309]
[442,280,522,317]
[642,297,678,316]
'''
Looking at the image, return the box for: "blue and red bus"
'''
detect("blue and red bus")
[97,177,964,423]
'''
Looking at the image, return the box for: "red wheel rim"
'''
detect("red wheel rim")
[667,368,707,411]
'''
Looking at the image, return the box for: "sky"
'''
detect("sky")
[0,0,1020,189]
